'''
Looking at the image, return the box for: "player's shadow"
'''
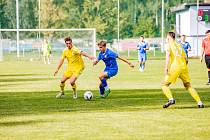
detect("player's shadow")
[0,119,51,127]
[0,88,209,117]
[0,74,43,77]
[0,78,53,82]
[174,105,209,109]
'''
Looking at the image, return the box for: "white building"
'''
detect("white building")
[171,3,210,57]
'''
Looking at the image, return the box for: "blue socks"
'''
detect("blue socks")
[101,78,107,87]
[99,85,105,95]
[142,63,145,70]
[99,78,108,95]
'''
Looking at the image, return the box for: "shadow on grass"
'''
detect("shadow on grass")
[0,74,43,77]
[0,88,209,117]
[0,119,50,127]
[0,78,53,82]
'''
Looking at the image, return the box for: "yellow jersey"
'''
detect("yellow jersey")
[166,41,187,69]
[61,45,84,70]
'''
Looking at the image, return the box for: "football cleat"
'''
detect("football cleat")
[163,100,175,108]
[56,91,65,99]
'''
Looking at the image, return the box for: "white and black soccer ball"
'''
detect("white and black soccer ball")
[84,91,93,100]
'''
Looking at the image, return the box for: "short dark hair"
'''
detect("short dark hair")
[64,37,72,42]
[140,35,144,39]
[205,30,210,34]
[98,41,106,47]
[167,32,176,39]
[181,34,186,37]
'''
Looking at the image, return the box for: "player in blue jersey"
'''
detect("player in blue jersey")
[179,35,191,58]
[137,36,149,72]
[93,41,134,98]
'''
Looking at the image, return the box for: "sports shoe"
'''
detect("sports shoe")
[206,82,210,85]
[163,100,175,108]
[198,104,204,108]
[56,91,65,98]
[104,88,111,97]
[96,95,106,99]
[73,91,77,99]
[139,68,143,72]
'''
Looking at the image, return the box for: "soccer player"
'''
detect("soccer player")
[93,41,134,98]
[42,39,52,64]
[54,37,95,99]
[200,30,210,85]
[179,35,191,58]
[137,35,149,72]
[162,32,204,108]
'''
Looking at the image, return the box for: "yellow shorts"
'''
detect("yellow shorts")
[164,67,190,84]
[64,67,84,78]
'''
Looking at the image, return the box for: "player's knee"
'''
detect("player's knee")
[162,81,171,87]
[70,82,75,86]
[99,74,105,80]
[183,82,191,89]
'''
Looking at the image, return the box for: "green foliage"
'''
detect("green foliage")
[0,0,204,40]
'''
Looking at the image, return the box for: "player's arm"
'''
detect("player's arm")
[188,43,191,51]
[200,41,205,63]
[80,51,95,60]
[137,44,141,50]
[118,56,134,68]
[93,59,99,66]
[54,58,64,76]
[165,50,170,75]
[144,43,149,50]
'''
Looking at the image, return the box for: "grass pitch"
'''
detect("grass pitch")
[0,58,210,140]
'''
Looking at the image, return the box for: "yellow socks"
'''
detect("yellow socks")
[162,85,173,99]
[60,82,65,93]
[72,83,77,93]
[188,87,201,103]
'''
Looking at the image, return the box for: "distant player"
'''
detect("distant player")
[200,30,210,85]
[93,41,134,98]
[162,32,204,108]
[42,39,52,64]
[137,35,149,72]
[54,37,95,99]
[179,35,191,58]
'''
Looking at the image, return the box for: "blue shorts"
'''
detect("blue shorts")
[138,53,147,62]
[104,69,118,78]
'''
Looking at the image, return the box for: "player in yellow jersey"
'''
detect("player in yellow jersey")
[54,37,95,99]
[162,32,204,108]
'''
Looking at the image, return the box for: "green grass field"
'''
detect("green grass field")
[0,57,210,140]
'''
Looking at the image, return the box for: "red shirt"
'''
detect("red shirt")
[202,37,210,55]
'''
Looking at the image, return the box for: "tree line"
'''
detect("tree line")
[0,0,202,41]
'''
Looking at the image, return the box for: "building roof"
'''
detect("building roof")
[171,3,210,13]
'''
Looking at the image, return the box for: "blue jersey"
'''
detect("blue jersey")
[98,48,118,70]
[179,41,191,57]
[137,41,148,54]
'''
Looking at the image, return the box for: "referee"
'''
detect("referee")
[200,30,210,85]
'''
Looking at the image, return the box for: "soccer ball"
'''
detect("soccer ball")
[84,91,93,100]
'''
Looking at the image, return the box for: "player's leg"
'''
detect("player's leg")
[56,75,69,98]
[162,81,175,108]
[97,80,105,98]
[205,55,210,85]
[69,68,84,99]
[98,71,109,97]
[43,55,46,64]
[139,55,143,72]
[69,75,78,99]
[47,54,50,64]
[183,82,204,108]
[141,53,147,71]
[138,54,142,71]
[180,70,204,108]
[161,69,179,108]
